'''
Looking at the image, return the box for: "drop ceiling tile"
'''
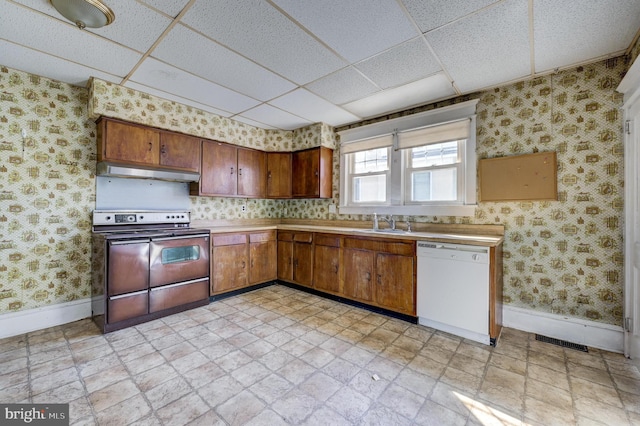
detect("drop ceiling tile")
[342,73,456,118]
[84,2,173,53]
[124,81,233,117]
[230,116,277,130]
[306,67,380,105]
[0,2,141,77]
[402,0,499,32]
[152,24,296,101]
[181,0,345,84]
[0,40,120,87]
[355,38,442,89]
[138,0,191,18]
[425,0,530,93]
[271,0,417,62]
[533,0,640,72]
[129,58,261,114]
[239,104,313,130]
[13,0,172,53]
[269,89,361,127]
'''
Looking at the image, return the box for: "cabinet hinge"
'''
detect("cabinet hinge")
[625,120,632,135]
[625,317,633,333]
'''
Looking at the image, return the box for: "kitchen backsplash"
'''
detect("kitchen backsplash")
[0,52,628,326]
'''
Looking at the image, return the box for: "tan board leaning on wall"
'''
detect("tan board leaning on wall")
[478,151,558,202]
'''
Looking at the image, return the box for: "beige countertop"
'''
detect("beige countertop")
[198,223,503,247]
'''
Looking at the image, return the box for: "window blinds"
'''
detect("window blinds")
[396,119,470,150]
[340,134,393,154]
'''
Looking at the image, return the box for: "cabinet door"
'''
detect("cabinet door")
[101,119,160,165]
[313,244,340,293]
[375,253,415,315]
[293,241,313,286]
[200,141,237,196]
[343,248,374,302]
[292,148,320,198]
[267,152,292,198]
[159,133,201,172]
[212,242,247,294]
[238,148,266,197]
[277,240,293,281]
[249,239,277,284]
[107,241,149,296]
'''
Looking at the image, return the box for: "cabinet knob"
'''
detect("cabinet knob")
[230,167,234,175]
[238,168,242,176]
[377,274,382,285]
[241,261,245,269]
[267,171,272,179]
[161,145,166,155]
[333,264,338,274]
[314,170,319,177]
[365,272,371,281]
[148,142,153,151]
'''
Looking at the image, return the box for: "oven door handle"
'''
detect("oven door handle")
[150,277,208,291]
[151,234,210,242]
[109,289,148,300]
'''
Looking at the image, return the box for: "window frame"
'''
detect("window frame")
[347,146,391,206]
[338,100,478,217]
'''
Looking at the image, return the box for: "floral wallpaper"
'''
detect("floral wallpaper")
[0,66,96,313]
[0,52,630,328]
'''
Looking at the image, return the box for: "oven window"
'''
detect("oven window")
[161,246,200,264]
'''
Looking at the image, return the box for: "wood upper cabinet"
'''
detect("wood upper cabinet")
[266,152,292,198]
[342,237,416,315]
[313,234,341,294]
[211,233,248,295]
[292,147,333,198]
[277,231,313,286]
[159,132,201,172]
[97,117,200,172]
[249,231,277,284]
[97,117,160,165]
[238,148,266,198]
[194,140,265,198]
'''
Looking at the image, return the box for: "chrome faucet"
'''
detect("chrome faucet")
[381,215,396,230]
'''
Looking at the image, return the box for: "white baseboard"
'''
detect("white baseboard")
[0,298,92,339]
[503,305,624,353]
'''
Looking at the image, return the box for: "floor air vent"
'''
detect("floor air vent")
[535,334,588,352]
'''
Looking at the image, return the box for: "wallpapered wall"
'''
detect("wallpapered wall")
[0,53,629,327]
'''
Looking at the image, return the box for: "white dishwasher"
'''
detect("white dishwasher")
[416,242,491,345]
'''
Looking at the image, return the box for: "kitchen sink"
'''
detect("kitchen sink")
[359,228,407,234]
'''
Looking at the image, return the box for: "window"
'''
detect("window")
[338,100,478,216]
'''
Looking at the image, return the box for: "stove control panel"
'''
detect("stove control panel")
[93,211,190,226]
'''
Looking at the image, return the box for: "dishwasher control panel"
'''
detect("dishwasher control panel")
[417,242,489,264]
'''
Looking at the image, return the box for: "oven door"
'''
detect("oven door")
[149,234,210,287]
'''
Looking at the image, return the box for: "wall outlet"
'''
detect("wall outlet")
[328,204,337,214]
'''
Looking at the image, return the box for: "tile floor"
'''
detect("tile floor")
[1,285,639,425]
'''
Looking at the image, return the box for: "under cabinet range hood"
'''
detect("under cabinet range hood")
[96,162,200,183]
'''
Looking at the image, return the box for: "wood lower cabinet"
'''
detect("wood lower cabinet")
[342,237,416,315]
[277,231,313,287]
[212,231,277,295]
[249,231,277,284]
[313,234,341,293]
[211,234,248,295]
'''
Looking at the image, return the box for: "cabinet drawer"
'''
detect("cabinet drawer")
[278,231,293,242]
[344,237,415,256]
[315,233,341,247]
[108,290,148,323]
[149,279,209,313]
[212,233,247,246]
[249,230,276,243]
[293,232,313,243]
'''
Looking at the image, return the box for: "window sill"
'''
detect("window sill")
[338,204,477,217]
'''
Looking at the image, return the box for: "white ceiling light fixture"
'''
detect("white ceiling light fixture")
[50,0,115,29]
